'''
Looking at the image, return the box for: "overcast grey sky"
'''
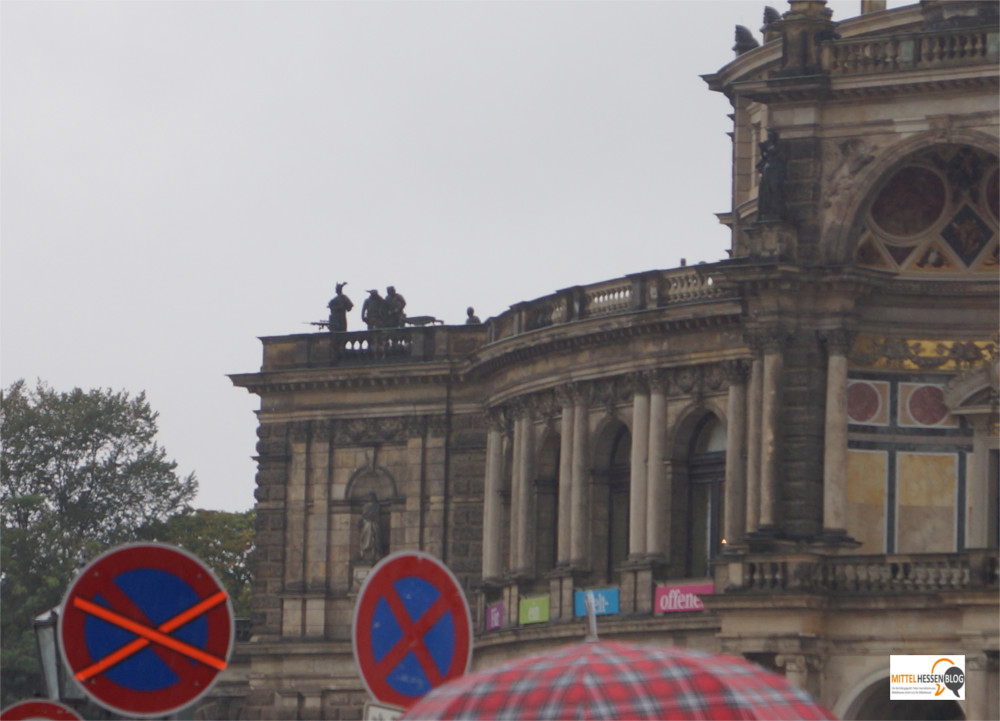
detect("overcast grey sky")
[2,1,905,512]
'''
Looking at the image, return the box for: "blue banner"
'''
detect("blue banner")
[573,588,619,617]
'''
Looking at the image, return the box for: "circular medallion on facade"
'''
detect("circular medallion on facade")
[847,381,880,424]
[870,166,946,238]
[907,384,948,426]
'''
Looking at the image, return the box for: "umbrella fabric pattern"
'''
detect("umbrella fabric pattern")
[401,640,836,720]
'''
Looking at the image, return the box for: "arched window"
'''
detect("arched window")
[686,416,726,578]
[592,421,631,583]
[534,433,560,576]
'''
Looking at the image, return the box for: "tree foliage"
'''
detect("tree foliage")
[139,508,256,617]
[1,380,198,707]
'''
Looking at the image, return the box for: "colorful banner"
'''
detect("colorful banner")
[485,601,504,631]
[573,588,620,617]
[518,596,549,625]
[655,583,713,613]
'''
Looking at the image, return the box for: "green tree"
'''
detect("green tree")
[1,379,197,707]
[139,508,255,617]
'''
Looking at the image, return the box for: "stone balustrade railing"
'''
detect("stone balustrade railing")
[492,263,734,341]
[260,264,735,370]
[824,28,999,76]
[727,549,999,595]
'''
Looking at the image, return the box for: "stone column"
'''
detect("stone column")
[645,374,668,557]
[509,415,524,572]
[822,330,851,536]
[629,378,650,558]
[512,406,535,575]
[570,388,589,565]
[557,394,574,565]
[482,415,504,580]
[724,361,749,545]
[963,652,994,721]
[759,330,786,529]
[745,335,764,534]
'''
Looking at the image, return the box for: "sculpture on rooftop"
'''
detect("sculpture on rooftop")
[465,307,481,325]
[327,282,353,332]
[384,286,407,327]
[362,289,385,330]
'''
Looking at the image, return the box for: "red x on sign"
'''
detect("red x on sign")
[59,543,234,718]
[352,552,473,708]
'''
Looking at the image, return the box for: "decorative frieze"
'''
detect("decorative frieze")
[850,336,998,371]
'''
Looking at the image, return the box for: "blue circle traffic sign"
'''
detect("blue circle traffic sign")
[58,543,234,718]
[352,551,473,708]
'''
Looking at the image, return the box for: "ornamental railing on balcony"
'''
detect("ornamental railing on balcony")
[824,27,999,76]
[725,549,999,595]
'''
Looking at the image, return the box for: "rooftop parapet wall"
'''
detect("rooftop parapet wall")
[255,263,739,373]
[824,26,999,75]
[704,3,997,95]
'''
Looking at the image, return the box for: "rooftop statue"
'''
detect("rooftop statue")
[327,282,353,332]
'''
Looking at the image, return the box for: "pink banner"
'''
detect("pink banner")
[655,583,714,613]
[485,601,504,630]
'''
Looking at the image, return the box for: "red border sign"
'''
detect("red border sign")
[352,552,472,708]
[58,543,234,718]
[0,700,83,720]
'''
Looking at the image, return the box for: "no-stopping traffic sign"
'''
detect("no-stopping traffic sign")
[352,552,473,708]
[58,543,234,718]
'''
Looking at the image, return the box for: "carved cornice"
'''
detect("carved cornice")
[468,309,743,379]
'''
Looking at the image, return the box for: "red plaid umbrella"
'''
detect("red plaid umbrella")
[401,640,836,720]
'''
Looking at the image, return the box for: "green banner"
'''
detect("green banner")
[518,596,550,625]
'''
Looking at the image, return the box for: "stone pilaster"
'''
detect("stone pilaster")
[724,360,749,546]
[745,333,765,535]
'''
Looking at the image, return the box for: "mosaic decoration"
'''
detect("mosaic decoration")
[856,146,998,274]
[850,336,997,371]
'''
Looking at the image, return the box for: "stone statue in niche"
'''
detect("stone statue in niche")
[326,282,353,332]
[757,128,789,222]
[358,491,383,563]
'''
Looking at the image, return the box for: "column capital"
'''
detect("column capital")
[745,326,791,353]
[625,372,651,395]
[820,328,855,356]
[723,359,751,385]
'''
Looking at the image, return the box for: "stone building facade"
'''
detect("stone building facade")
[217,2,999,719]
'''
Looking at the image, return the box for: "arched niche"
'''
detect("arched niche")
[668,403,728,579]
[590,418,631,584]
[533,429,561,576]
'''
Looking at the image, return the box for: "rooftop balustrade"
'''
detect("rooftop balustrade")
[259,263,736,371]
[824,26,999,76]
